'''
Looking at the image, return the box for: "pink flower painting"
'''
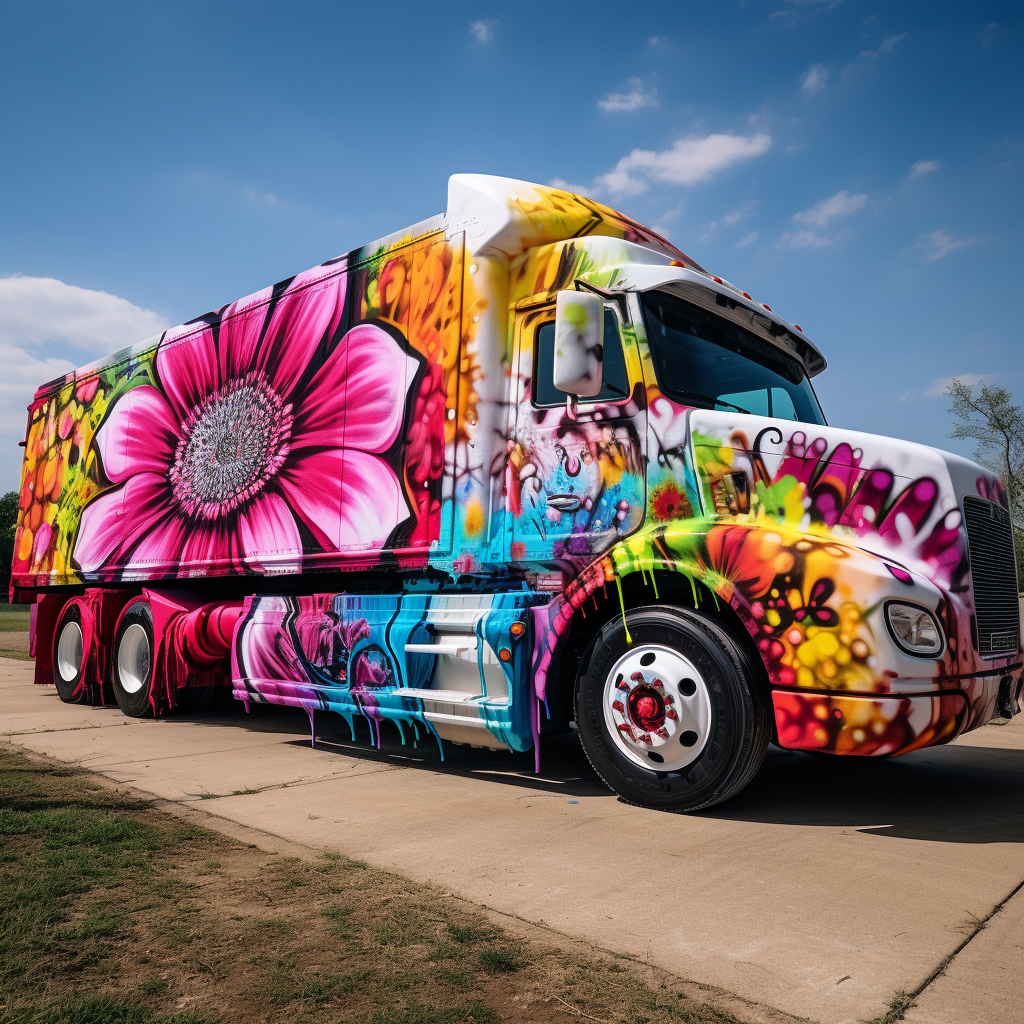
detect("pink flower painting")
[74,265,419,576]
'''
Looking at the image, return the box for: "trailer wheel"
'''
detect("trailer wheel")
[575,605,770,813]
[52,602,85,703]
[112,600,155,718]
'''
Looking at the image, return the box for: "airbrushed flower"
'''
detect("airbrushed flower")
[74,266,419,576]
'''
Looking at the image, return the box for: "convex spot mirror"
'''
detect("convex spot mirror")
[553,290,604,398]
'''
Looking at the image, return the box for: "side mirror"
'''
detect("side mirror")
[553,291,603,398]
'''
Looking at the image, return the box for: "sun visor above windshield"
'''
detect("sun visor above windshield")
[602,264,826,377]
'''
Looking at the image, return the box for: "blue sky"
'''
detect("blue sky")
[1,0,1021,493]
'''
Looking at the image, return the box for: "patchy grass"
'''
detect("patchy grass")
[0,604,32,661]
[0,605,31,631]
[0,746,745,1024]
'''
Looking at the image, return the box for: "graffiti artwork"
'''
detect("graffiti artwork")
[12,174,1022,812]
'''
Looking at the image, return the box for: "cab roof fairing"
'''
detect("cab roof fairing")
[596,263,827,378]
[443,173,694,266]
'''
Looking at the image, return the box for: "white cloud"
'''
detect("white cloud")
[548,177,593,196]
[915,229,979,262]
[792,190,867,229]
[778,229,835,249]
[469,19,496,44]
[0,275,168,352]
[735,231,759,248]
[880,33,907,53]
[909,159,941,179]
[598,77,658,113]
[0,275,171,491]
[596,132,772,196]
[648,35,668,47]
[925,373,989,397]
[800,64,828,95]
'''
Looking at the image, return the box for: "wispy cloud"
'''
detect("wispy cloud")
[701,201,757,241]
[779,190,867,248]
[778,230,837,250]
[548,177,593,196]
[915,228,980,262]
[845,32,908,76]
[909,159,941,179]
[800,64,828,95]
[647,35,668,47]
[598,77,658,113]
[735,231,759,248]
[793,190,868,229]
[245,187,280,206]
[924,372,989,397]
[469,19,496,44]
[596,132,772,196]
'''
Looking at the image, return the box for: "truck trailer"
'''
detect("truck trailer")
[11,174,1022,812]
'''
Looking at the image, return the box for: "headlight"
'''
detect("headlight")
[885,602,944,657]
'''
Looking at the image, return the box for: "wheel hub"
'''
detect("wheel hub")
[603,644,712,772]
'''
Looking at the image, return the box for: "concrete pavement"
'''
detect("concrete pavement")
[2,656,1021,1024]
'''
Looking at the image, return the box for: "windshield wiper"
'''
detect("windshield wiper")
[672,390,751,415]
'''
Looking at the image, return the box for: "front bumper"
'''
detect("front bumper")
[772,667,1023,757]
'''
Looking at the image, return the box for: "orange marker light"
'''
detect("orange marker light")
[498,647,512,662]
[670,259,685,267]
[762,304,772,311]
[712,276,723,283]
[794,325,803,332]
[509,621,525,637]
[742,292,752,300]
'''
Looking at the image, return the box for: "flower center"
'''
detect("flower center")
[169,373,293,519]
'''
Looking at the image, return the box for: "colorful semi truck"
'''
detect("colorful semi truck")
[11,174,1022,811]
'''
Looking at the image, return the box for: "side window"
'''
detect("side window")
[532,308,629,407]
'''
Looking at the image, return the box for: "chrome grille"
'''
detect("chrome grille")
[963,496,1020,656]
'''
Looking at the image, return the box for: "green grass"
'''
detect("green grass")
[0,746,745,1024]
[0,605,31,631]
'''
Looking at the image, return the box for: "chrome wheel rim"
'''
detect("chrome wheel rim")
[118,623,150,695]
[603,643,712,771]
[56,620,83,682]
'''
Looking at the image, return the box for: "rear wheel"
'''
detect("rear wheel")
[52,602,84,703]
[575,605,770,812]
[112,600,154,718]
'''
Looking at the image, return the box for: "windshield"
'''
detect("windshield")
[640,291,826,424]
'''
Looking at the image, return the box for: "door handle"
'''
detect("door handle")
[546,493,583,513]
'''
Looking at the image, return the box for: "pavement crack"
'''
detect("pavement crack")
[872,874,1024,1023]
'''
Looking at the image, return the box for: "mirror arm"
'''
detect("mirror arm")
[565,394,578,420]
[574,279,629,321]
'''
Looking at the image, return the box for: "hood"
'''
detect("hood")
[684,409,1004,594]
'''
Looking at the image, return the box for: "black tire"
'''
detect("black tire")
[111,600,154,718]
[175,685,217,713]
[52,602,85,703]
[574,605,771,812]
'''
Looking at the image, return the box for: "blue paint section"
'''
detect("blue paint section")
[232,589,540,754]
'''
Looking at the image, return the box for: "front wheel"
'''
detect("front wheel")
[575,605,770,812]
[111,600,155,718]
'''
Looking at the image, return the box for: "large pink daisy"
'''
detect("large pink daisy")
[75,265,418,576]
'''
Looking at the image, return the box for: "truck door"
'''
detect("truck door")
[507,301,646,562]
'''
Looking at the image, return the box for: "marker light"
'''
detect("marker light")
[742,292,752,299]
[885,602,944,657]
[762,304,772,311]
[793,325,803,332]
[509,621,526,638]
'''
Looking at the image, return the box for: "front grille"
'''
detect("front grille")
[963,496,1021,656]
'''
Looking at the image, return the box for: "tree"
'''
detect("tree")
[946,378,1024,584]
[0,490,18,602]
